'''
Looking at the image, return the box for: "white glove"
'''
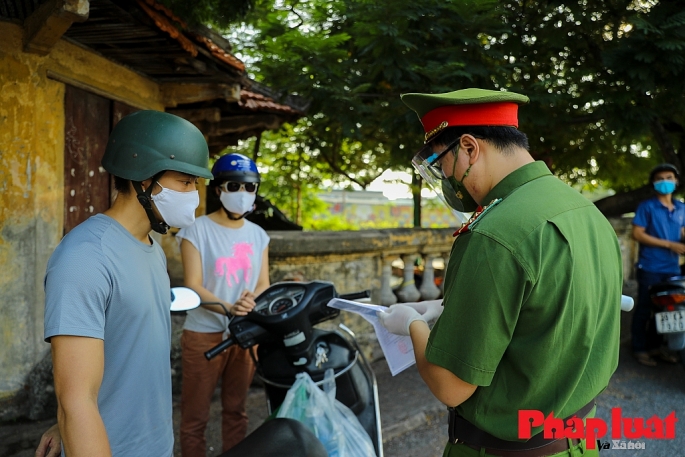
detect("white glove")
[403,300,443,323]
[377,304,426,336]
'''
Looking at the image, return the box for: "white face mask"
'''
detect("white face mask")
[150,184,199,229]
[220,191,256,215]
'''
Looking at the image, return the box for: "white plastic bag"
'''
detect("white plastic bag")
[276,370,376,457]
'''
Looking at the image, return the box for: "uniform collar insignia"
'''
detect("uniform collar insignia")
[453,198,503,238]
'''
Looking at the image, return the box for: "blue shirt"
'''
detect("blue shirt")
[633,197,685,274]
[44,214,173,457]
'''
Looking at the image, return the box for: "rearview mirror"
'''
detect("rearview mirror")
[171,287,201,312]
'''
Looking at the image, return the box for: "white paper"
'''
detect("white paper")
[327,298,416,376]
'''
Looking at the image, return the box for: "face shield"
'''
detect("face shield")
[411,139,472,224]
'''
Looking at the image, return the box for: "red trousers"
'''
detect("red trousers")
[180,330,256,457]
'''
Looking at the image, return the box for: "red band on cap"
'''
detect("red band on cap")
[421,102,520,137]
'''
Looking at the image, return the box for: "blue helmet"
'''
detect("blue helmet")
[211,153,260,183]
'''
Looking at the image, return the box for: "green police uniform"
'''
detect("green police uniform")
[427,161,622,453]
[402,88,623,456]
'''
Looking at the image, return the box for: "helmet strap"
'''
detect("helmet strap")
[132,171,170,234]
[222,205,253,221]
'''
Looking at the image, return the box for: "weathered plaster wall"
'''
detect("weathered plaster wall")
[0,21,164,416]
[609,216,639,281]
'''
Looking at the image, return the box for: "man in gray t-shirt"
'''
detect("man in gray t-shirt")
[38,111,213,457]
[45,214,173,456]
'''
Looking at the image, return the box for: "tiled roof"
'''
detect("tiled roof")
[240,90,303,115]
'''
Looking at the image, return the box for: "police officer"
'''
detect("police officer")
[379,88,623,457]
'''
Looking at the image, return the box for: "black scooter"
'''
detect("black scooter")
[171,281,384,457]
[649,276,685,364]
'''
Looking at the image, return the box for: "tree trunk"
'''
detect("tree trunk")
[593,185,654,218]
[253,131,262,162]
[412,170,422,228]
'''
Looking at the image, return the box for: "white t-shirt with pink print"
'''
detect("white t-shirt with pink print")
[177,215,270,333]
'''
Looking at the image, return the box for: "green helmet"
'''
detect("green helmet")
[102,110,213,181]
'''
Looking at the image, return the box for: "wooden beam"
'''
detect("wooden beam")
[166,107,221,123]
[24,0,89,56]
[161,83,241,107]
[46,70,152,110]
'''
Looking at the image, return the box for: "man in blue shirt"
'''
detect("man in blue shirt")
[38,111,213,457]
[631,163,685,366]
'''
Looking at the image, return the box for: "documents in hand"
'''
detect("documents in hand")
[327,298,415,376]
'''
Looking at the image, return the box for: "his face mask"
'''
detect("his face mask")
[220,190,256,216]
[445,145,479,213]
[654,180,677,195]
[150,183,199,229]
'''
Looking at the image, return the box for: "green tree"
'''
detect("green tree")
[159,0,253,28]
[228,0,504,225]
[492,0,685,215]
[233,0,685,219]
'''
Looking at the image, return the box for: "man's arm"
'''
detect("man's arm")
[51,335,111,457]
[408,320,477,407]
[632,225,685,254]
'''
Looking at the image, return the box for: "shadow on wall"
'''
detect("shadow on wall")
[0,351,56,422]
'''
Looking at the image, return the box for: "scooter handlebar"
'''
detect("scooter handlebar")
[621,295,634,312]
[204,337,235,360]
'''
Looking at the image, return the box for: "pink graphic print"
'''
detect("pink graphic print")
[214,242,254,287]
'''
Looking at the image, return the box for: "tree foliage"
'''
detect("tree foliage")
[493,0,685,215]
[230,0,504,187]
[223,0,685,217]
[159,0,253,28]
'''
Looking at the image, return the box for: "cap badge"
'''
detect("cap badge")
[425,121,448,143]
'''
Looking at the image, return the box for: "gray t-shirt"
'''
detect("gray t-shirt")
[44,214,173,457]
[177,215,269,333]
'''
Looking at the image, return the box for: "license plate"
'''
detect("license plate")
[655,310,685,333]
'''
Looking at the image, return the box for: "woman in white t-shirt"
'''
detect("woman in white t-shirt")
[177,153,270,456]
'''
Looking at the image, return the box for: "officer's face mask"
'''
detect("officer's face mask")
[654,179,677,195]
[150,183,199,229]
[445,146,479,213]
[412,139,477,221]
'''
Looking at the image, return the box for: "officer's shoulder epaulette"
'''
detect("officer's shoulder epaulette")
[453,198,502,238]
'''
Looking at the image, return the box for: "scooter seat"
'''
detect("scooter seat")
[218,418,328,457]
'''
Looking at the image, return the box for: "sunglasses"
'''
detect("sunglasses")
[219,182,258,193]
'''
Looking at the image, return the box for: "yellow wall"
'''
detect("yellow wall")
[0,21,164,399]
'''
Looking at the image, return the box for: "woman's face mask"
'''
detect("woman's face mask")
[150,184,199,228]
[654,180,677,195]
[220,190,256,215]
